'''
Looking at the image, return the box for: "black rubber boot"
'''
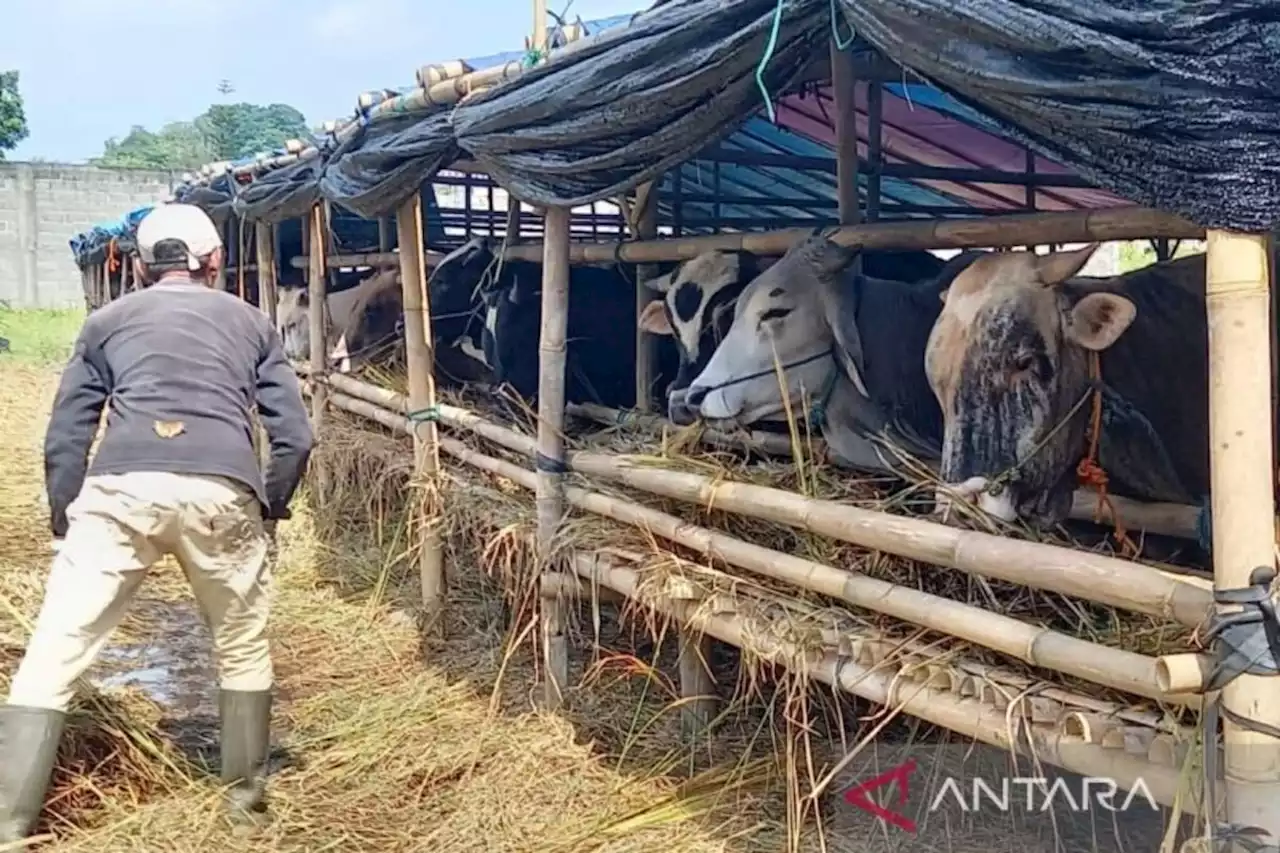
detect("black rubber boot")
[0,705,66,844]
[218,689,272,831]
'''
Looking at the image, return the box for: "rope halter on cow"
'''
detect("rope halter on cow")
[1076,351,1140,558]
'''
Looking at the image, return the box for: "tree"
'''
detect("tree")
[94,102,312,170]
[198,103,310,162]
[0,71,29,159]
[96,122,213,170]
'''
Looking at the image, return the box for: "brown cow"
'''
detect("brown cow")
[924,245,1214,528]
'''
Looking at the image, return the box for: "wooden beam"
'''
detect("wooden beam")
[499,207,1204,264]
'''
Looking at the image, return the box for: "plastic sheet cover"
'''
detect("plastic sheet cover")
[836,0,1280,231]
[231,152,327,225]
[318,110,458,220]
[450,0,828,208]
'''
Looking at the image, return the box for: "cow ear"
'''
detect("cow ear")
[638,300,673,335]
[813,239,861,278]
[645,271,675,294]
[1035,244,1098,286]
[1066,292,1136,351]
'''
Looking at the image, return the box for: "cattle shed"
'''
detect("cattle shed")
[69,1,1280,849]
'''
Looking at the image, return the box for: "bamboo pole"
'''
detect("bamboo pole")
[287,250,444,271]
[565,551,1206,817]
[499,207,1202,264]
[1204,230,1280,840]
[538,207,572,708]
[567,401,1204,542]
[633,181,660,411]
[397,193,446,633]
[255,221,278,325]
[830,40,860,227]
[321,372,1215,629]
[307,205,329,502]
[315,377,1212,703]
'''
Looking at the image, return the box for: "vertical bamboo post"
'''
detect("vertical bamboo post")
[633,181,659,411]
[396,193,446,633]
[378,216,391,253]
[537,206,572,709]
[120,254,131,294]
[866,82,884,222]
[830,40,860,227]
[217,218,231,291]
[532,0,547,54]
[1205,230,1280,842]
[255,221,278,325]
[307,205,329,503]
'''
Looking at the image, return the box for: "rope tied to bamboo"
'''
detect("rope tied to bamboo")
[105,239,120,274]
[1076,351,1139,558]
[407,405,441,423]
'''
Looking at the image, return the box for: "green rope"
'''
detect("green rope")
[830,0,855,51]
[522,47,546,69]
[754,0,787,123]
[407,405,441,423]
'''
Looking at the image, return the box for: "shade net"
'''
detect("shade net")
[318,110,459,220]
[450,0,828,208]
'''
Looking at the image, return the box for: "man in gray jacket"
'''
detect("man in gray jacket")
[0,203,314,841]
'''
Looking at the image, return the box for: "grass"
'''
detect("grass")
[0,306,85,365]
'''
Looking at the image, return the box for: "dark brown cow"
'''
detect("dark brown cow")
[924,245,1215,528]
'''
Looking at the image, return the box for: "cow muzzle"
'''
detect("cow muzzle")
[667,388,699,426]
[932,477,1019,525]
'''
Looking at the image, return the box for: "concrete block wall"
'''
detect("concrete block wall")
[0,162,177,310]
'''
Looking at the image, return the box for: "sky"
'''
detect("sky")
[1,0,643,163]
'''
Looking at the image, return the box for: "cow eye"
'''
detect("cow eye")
[759,307,792,324]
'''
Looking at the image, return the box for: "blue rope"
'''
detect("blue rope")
[1196,496,1213,552]
[754,0,786,123]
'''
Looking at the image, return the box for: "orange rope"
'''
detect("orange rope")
[105,238,120,274]
[1076,351,1140,558]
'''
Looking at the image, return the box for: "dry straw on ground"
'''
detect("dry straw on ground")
[0,360,819,852]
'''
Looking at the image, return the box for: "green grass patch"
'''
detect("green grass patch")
[0,306,85,365]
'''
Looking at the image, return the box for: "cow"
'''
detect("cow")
[923,245,1219,529]
[638,246,957,425]
[431,236,679,409]
[274,265,493,384]
[680,233,983,474]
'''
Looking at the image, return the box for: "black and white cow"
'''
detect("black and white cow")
[681,233,983,474]
[638,244,959,426]
[431,236,679,409]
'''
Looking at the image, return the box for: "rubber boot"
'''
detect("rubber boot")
[218,689,272,831]
[0,705,66,844]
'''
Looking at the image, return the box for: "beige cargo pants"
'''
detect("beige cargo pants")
[8,471,273,712]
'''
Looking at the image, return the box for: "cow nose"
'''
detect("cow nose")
[686,385,709,407]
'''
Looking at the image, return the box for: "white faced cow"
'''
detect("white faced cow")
[683,234,982,474]
[924,245,1225,528]
[637,251,774,424]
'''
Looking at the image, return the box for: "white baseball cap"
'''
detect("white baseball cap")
[136,203,223,271]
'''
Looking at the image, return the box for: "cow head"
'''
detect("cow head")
[275,284,312,361]
[925,244,1136,527]
[430,237,503,370]
[637,250,768,424]
[684,236,852,427]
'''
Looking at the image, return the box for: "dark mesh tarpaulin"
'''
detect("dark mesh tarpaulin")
[232,152,327,225]
[450,0,828,208]
[173,183,235,228]
[836,1,1280,231]
[318,110,458,219]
